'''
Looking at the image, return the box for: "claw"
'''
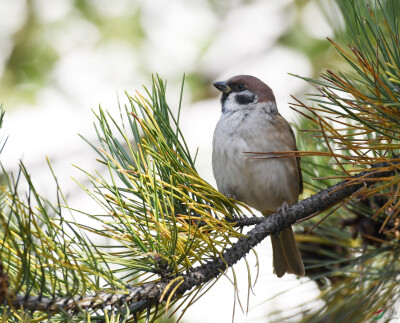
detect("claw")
[225,193,238,200]
[276,201,290,228]
[276,201,290,216]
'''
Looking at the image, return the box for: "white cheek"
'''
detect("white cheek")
[222,94,239,112]
[240,89,256,99]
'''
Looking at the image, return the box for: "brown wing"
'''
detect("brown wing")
[277,115,303,195]
[289,125,303,194]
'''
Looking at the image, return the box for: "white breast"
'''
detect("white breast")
[212,103,299,213]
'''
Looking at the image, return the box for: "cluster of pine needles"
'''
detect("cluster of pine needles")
[0,76,255,322]
[270,1,400,322]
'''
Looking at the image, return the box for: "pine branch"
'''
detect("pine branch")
[8,158,398,314]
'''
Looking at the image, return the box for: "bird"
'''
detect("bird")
[212,75,305,278]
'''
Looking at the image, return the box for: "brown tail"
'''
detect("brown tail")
[270,227,305,278]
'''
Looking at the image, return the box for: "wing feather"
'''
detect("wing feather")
[276,115,303,195]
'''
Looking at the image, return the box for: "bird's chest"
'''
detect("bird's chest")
[212,111,296,212]
[213,111,278,164]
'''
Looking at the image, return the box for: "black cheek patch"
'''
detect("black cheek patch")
[235,93,256,105]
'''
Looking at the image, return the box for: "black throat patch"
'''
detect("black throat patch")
[220,92,229,113]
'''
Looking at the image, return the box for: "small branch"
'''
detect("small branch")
[9,160,398,314]
[228,215,264,227]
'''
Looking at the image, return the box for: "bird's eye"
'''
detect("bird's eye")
[237,83,245,90]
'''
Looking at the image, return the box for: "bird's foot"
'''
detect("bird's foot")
[276,201,290,217]
[225,193,238,200]
[276,200,290,230]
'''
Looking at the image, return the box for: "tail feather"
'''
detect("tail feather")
[271,234,288,278]
[271,227,305,277]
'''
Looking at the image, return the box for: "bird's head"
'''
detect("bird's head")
[213,75,276,113]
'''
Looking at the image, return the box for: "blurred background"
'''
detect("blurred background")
[0,0,343,321]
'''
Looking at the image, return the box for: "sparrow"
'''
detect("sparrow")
[212,75,305,278]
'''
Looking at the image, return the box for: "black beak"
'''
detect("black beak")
[213,81,231,93]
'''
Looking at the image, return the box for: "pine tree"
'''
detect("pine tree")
[0,0,399,322]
